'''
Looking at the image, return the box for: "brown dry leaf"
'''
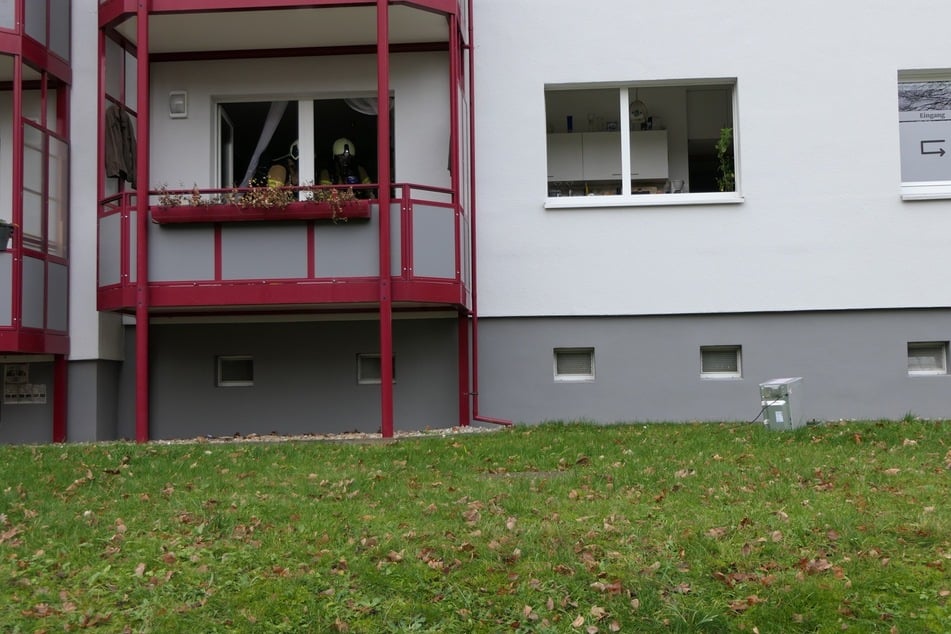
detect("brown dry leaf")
[571,615,585,628]
[134,562,146,577]
[609,621,621,632]
[506,517,517,531]
[706,526,728,539]
[775,510,790,522]
[883,468,901,476]
[674,468,696,478]
[590,606,607,619]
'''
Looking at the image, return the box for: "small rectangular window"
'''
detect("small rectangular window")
[554,347,595,382]
[357,354,396,384]
[700,345,742,379]
[907,341,948,376]
[217,356,254,387]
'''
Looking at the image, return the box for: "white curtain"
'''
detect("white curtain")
[240,101,289,187]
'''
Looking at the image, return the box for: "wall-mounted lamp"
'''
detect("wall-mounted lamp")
[169,91,188,119]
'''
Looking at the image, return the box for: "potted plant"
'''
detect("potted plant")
[0,220,15,251]
[715,127,735,192]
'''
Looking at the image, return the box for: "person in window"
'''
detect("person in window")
[319,137,372,197]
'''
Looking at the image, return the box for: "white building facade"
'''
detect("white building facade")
[0,0,949,442]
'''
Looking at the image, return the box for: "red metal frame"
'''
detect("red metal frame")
[0,0,73,439]
[94,0,503,440]
[134,3,150,443]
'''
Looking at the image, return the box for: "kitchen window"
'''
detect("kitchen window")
[898,70,951,200]
[544,80,739,208]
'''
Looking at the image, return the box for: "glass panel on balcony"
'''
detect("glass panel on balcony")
[48,136,66,258]
[105,37,123,102]
[22,125,45,249]
[0,0,13,30]
[50,0,70,61]
[22,88,41,125]
[25,0,46,45]
[124,50,136,111]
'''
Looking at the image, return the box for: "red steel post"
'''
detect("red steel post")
[377,0,394,437]
[134,1,151,442]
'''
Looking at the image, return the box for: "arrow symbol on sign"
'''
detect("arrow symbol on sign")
[921,139,946,157]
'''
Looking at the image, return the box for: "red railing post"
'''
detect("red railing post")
[134,1,151,442]
[377,0,394,438]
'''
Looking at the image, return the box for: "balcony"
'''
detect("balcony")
[97,183,471,315]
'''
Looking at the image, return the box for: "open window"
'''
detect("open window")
[544,80,738,207]
[217,97,393,192]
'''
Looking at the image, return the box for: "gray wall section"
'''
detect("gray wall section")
[48,262,68,331]
[0,253,11,325]
[67,360,121,442]
[118,318,460,440]
[21,256,44,328]
[475,310,951,424]
[0,362,54,444]
[222,224,307,280]
[99,214,121,286]
[149,221,215,281]
[413,204,455,278]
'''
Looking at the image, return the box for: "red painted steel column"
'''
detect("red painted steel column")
[52,354,67,442]
[377,0,394,437]
[449,15,470,427]
[134,1,151,442]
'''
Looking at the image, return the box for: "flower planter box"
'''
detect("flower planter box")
[150,200,371,224]
[0,223,14,251]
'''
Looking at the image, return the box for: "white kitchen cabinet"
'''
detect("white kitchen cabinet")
[546,133,583,181]
[630,130,668,180]
[581,132,622,181]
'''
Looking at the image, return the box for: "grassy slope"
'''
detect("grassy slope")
[0,421,948,633]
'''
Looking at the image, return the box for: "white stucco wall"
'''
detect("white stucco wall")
[473,0,951,317]
[70,0,124,361]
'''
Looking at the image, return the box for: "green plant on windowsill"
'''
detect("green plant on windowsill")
[715,126,735,192]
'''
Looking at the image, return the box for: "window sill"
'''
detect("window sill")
[901,182,951,201]
[544,191,744,209]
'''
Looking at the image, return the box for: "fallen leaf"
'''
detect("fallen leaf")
[134,562,146,577]
[706,526,728,539]
[571,615,585,628]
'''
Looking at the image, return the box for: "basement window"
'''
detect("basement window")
[907,341,948,375]
[700,345,742,379]
[357,354,396,385]
[216,356,254,387]
[554,347,595,382]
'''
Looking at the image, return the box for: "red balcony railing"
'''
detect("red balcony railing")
[97,183,471,313]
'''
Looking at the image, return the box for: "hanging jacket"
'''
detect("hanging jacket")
[105,105,137,187]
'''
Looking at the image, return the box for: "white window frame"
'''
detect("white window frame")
[700,345,742,379]
[898,69,951,201]
[544,78,743,210]
[216,355,254,387]
[907,341,948,376]
[554,347,595,383]
[357,353,396,385]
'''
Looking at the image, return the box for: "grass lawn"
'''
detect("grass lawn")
[0,421,949,633]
